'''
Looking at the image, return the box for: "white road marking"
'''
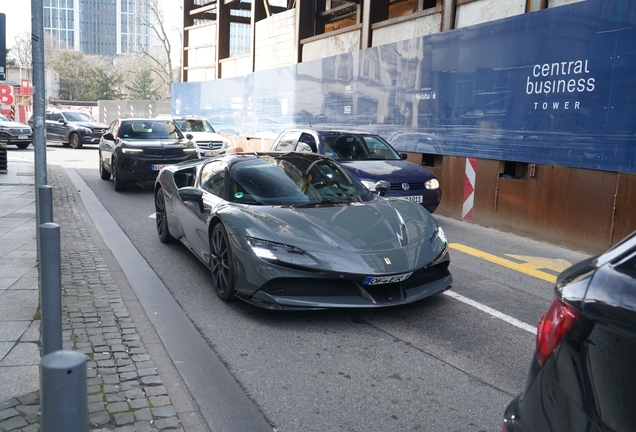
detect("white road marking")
[149,213,156,219]
[443,290,537,335]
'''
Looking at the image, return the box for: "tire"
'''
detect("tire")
[99,152,111,180]
[112,160,126,191]
[210,223,236,301]
[155,188,175,243]
[16,143,30,149]
[69,133,83,149]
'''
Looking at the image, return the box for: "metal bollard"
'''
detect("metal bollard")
[39,185,54,224]
[40,350,88,432]
[40,222,62,356]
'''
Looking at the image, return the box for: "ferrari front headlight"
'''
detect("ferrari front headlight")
[246,237,318,267]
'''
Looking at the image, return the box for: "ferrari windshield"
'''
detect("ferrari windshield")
[229,156,373,205]
[320,133,402,160]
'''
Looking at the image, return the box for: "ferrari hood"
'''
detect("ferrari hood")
[240,198,436,254]
[233,198,443,274]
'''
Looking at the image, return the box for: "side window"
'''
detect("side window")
[296,133,317,153]
[273,130,300,151]
[200,161,226,197]
[45,112,53,121]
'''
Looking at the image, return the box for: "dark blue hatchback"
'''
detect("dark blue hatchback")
[271,129,442,213]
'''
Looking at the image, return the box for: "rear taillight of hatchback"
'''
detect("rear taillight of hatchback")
[536,296,581,366]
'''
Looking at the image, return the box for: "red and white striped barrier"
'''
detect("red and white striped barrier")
[462,157,477,222]
[9,105,15,120]
[103,106,107,124]
[130,105,134,118]
[117,105,121,119]
[148,104,153,117]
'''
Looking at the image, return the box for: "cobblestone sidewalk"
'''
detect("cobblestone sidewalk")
[0,165,182,431]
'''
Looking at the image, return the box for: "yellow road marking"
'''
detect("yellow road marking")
[449,243,558,283]
[504,255,571,273]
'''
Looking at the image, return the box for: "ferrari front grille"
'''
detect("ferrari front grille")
[263,279,359,297]
[402,261,450,290]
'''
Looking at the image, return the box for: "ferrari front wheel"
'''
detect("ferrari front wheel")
[210,223,236,301]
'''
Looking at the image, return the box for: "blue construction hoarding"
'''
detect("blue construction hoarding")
[172,0,636,174]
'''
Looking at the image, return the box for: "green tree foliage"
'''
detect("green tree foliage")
[49,51,94,100]
[86,68,125,100]
[125,69,160,100]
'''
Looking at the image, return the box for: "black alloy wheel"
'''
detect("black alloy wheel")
[69,133,83,149]
[99,152,111,180]
[112,160,126,191]
[210,223,236,301]
[155,188,175,243]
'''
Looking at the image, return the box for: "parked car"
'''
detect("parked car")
[270,129,442,213]
[99,118,199,191]
[162,115,232,157]
[0,113,33,149]
[154,151,452,309]
[28,108,108,149]
[502,230,636,432]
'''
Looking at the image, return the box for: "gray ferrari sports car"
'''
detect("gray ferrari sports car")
[154,152,452,310]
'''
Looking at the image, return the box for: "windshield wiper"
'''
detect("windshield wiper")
[291,199,351,208]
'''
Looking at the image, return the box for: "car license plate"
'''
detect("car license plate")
[18,135,28,140]
[203,150,217,157]
[401,195,423,203]
[363,272,413,285]
[152,164,170,171]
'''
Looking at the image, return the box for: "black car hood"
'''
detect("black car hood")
[119,138,191,147]
[73,121,108,129]
[338,159,436,182]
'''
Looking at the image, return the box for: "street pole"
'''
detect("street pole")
[32,0,47,262]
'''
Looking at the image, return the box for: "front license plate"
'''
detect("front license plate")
[152,164,170,171]
[203,151,217,157]
[401,195,423,203]
[18,135,28,140]
[363,272,413,286]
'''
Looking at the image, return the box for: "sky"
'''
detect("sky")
[0,3,31,47]
[0,2,182,55]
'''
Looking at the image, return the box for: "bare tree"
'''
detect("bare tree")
[137,0,182,97]
[9,32,32,67]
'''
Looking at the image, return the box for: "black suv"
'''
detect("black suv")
[0,113,33,149]
[29,109,108,149]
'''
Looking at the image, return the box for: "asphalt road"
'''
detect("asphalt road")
[11,146,592,431]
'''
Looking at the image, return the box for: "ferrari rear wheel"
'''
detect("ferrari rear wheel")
[210,223,236,301]
[99,152,111,180]
[155,188,174,243]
